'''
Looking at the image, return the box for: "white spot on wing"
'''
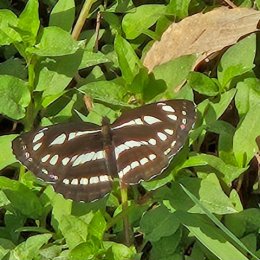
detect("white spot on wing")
[33,132,44,143]
[164,129,174,135]
[71,179,78,185]
[62,157,70,165]
[90,176,99,184]
[25,152,30,159]
[72,152,95,166]
[41,154,50,163]
[167,114,177,121]
[100,175,109,182]
[182,110,187,115]
[157,132,167,141]
[171,140,176,147]
[149,154,156,161]
[157,102,166,106]
[182,118,187,124]
[42,169,48,174]
[112,120,136,129]
[148,138,156,145]
[134,118,143,125]
[123,165,131,175]
[162,105,175,112]
[50,155,59,165]
[33,143,42,151]
[140,157,149,165]
[143,116,161,125]
[68,130,100,141]
[131,161,140,169]
[50,133,66,146]
[115,144,129,159]
[164,148,171,155]
[63,179,69,185]
[80,178,88,185]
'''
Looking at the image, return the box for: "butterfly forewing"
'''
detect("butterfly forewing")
[12,122,113,202]
[111,100,196,184]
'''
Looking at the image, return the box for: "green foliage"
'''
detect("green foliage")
[0,0,259,260]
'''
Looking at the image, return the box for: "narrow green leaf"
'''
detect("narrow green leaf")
[114,34,142,84]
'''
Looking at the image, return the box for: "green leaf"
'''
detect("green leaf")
[235,77,260,117]
[0,9,21,46]
[49,0,75,32]
[218,34,256,88]
[103,241,136,260]
[150,230,182,260]
[0,135,17,170]
[28,26,83,56]
[0,177,43,218]
[79,50,111,69]
[180,153,247,185]
[233,103,260,166]
[167,0,191,19]
[59,215,89,249]
[176,212,249,260]
[0,75,30,120]
[187,71,219,96]
[79,80,129,106]
[140,204,180,242]
[0,238,15,259]
[17,0,40,45]
[153,55,196,97]
[114,34,142,84]
[122,5,166,39]
[0,58,27,80]
[87,211,106,240]
[9,234,51,260]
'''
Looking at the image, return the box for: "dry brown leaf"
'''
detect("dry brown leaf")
[143,7,260,72]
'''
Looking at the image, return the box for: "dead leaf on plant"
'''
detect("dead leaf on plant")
[143,7,260,72]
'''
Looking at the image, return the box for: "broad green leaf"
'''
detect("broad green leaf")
[140,204,180,242]
[105,0,134,13]
[69,240,102,260]
[153,55,196,97]
[180,153,247,185]
[0,135,17,170]
[225,209,260,238]
[17,0,40,45]
[176,212,249,260]
[235,77,260,117]
[204,89,236,125]
[49,0,75,32]
[233,103,260,166]
[59,215,88,249]
[0,177,43,218]
[103,241,136,260]
[79,50,111,69]
[0,238,14,259]
[28,26,83,56]
[39,245,63,259]
[9,234,51,260]
[79,80,129,106]
[218,34,256,88]
[187,71,219,96]
[167,0,191,19]
[122,5,166,39]
[150,230,182,260]
[87,211,106,240]
[114,34,142,84]
[0,58,27,79]
[0,75,30,120]
[0,10,21,46]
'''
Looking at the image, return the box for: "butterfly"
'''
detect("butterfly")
[12,99,196,202]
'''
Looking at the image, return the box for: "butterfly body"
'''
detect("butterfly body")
[12,99,196,202]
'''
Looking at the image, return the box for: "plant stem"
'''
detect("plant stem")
[120,182,132,246]
[72,0,98,40]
